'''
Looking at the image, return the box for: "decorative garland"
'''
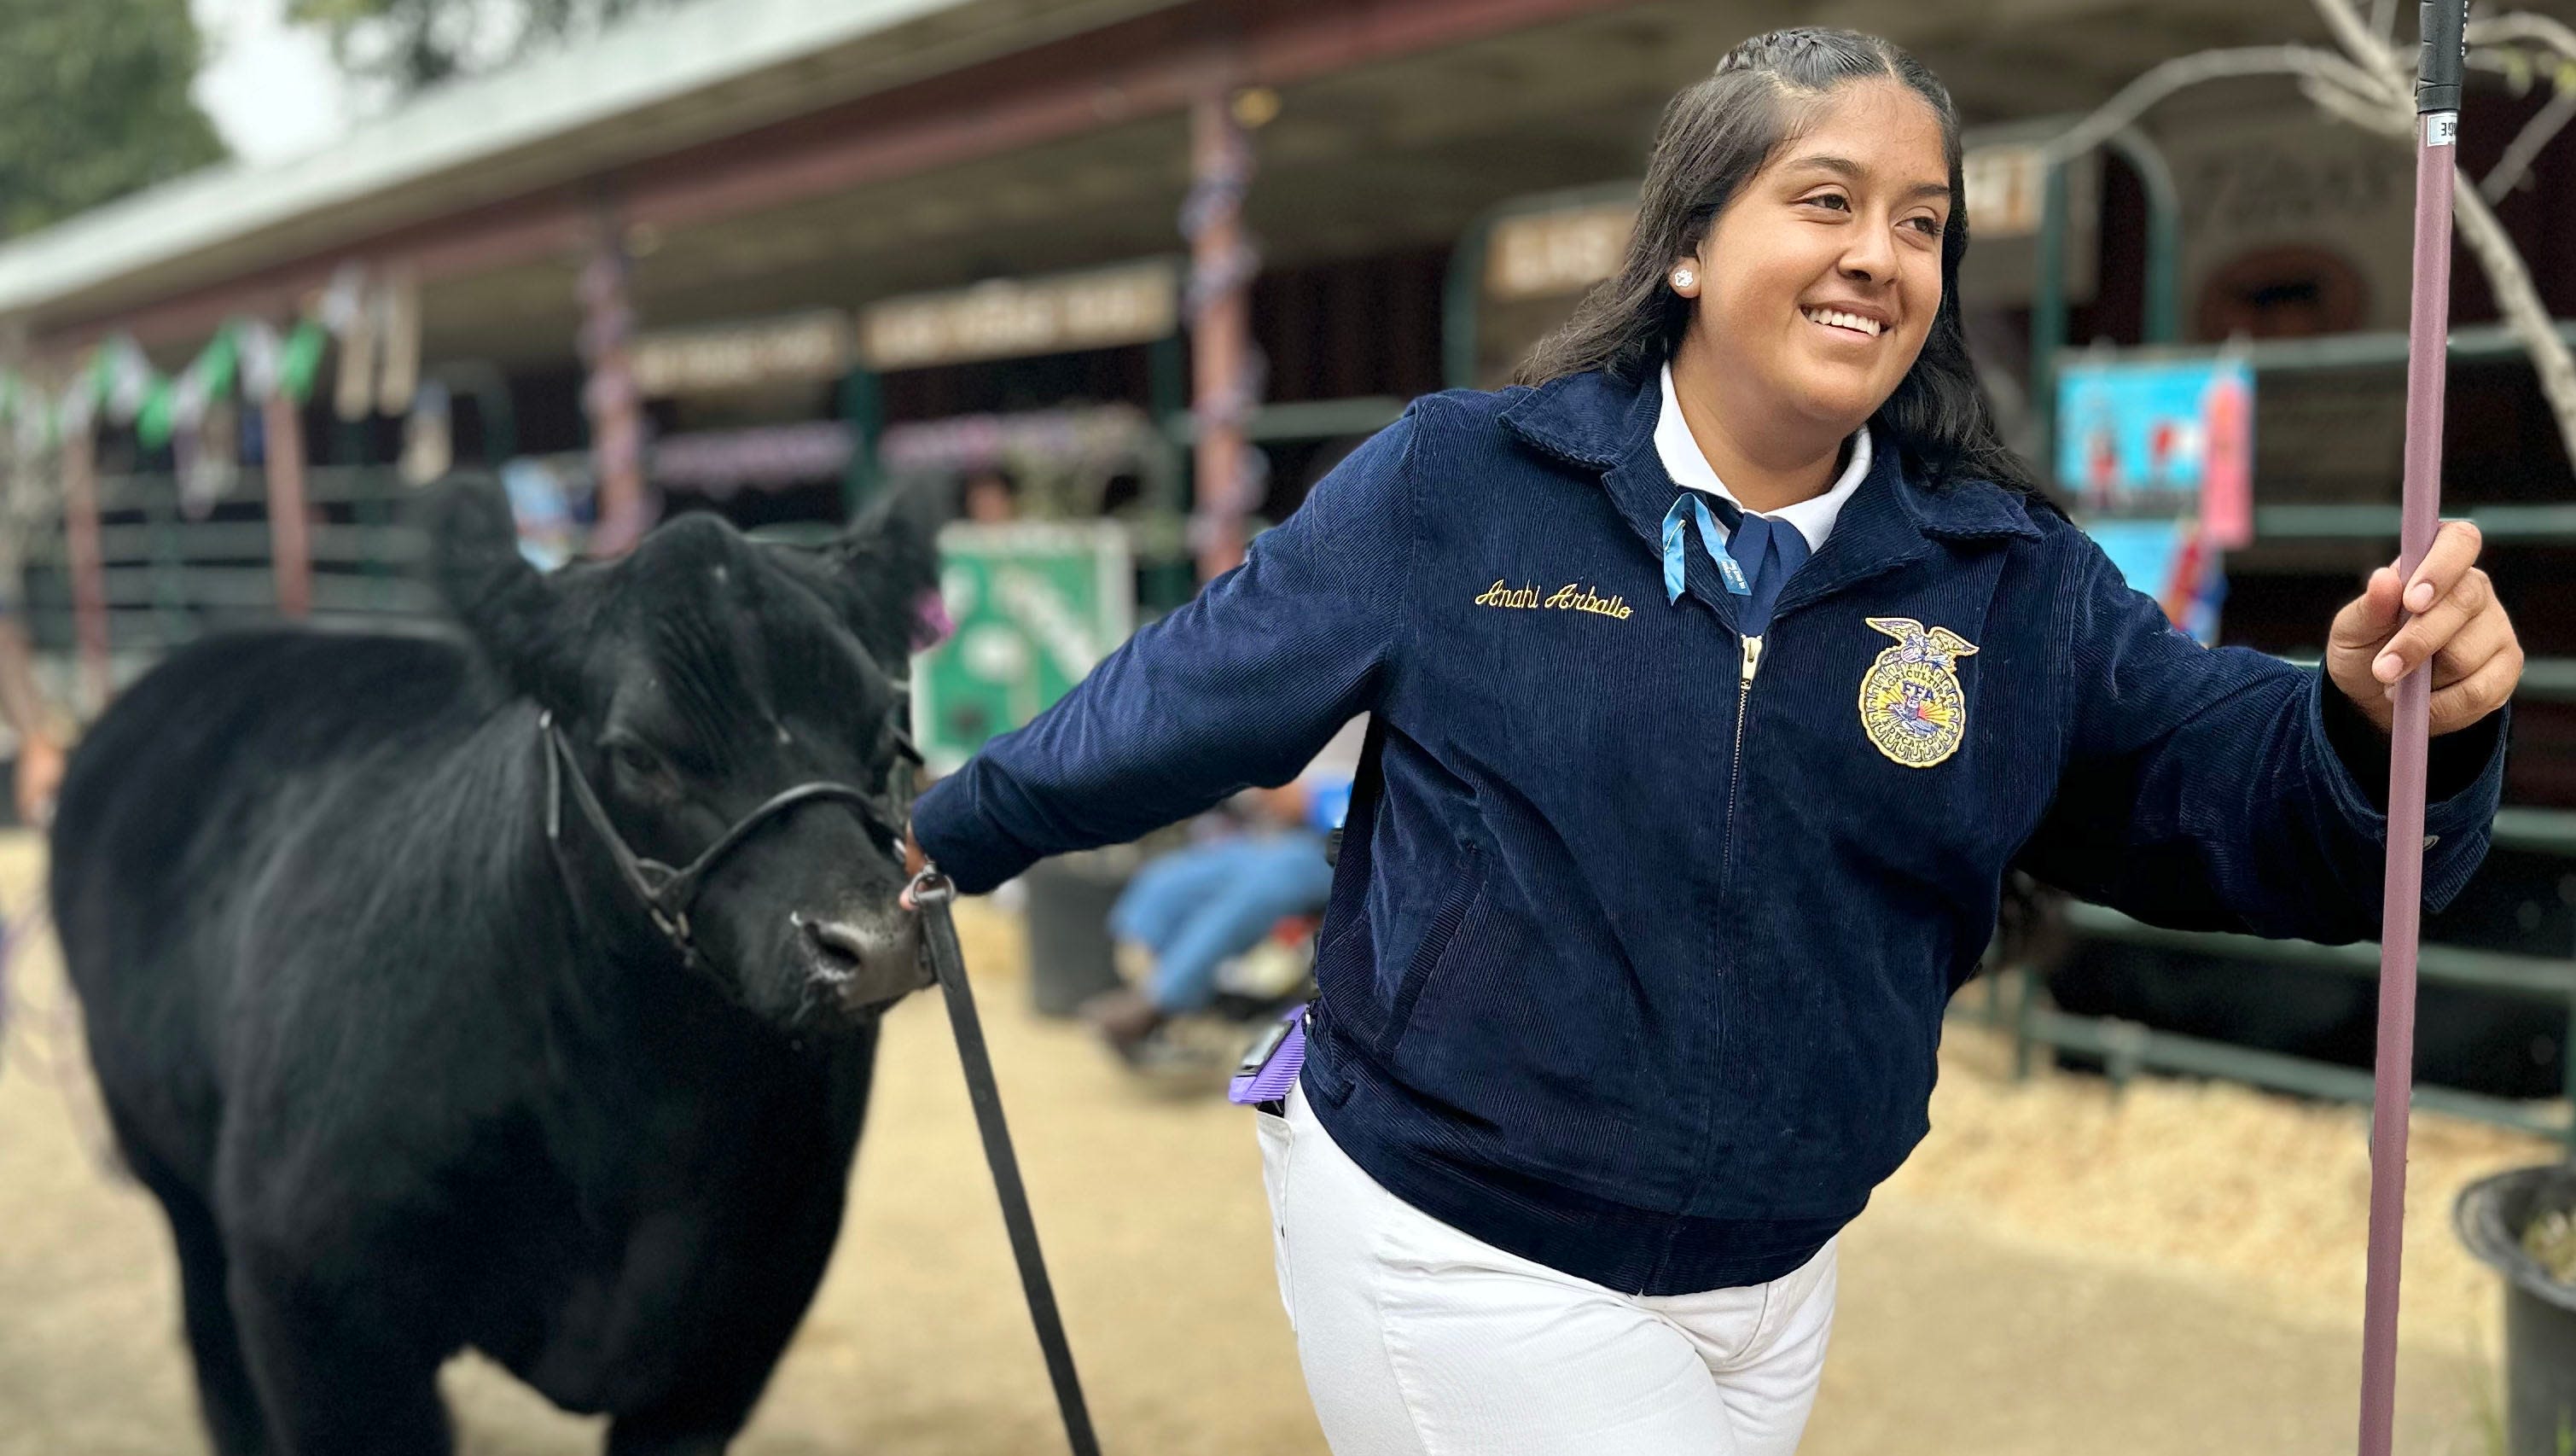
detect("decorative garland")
[0,262,416,457]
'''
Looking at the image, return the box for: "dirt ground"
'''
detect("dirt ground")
[0,829,2549,1455]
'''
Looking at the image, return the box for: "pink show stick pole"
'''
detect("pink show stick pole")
[2357,4,2468,1453]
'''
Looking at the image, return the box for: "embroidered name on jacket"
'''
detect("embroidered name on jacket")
[1858,616,1979,767]
[1474,580,1634,620]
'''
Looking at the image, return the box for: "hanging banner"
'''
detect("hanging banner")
[277,321,329,405]
[877,405,1154,476]
[377,267,422,416]
[631,311,855,397]
[101,337,154,424]
[1484,202,1637,301]
[180,399,242,517]
[325,264,377,422]
[652,421,856,496]
[860,260,1178,371]
[1472,137,2064,306]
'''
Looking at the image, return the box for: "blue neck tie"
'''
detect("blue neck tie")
[1660,492,1811,638]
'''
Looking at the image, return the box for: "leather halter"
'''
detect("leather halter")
[538,710,915,970]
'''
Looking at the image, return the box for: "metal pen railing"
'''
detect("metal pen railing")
[23,467,437,658]
[1959,808,2576,1151]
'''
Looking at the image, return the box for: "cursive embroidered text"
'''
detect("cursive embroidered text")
[1474,579,1632,620]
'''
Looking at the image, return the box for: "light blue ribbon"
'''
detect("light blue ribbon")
[1660,494,1749,603]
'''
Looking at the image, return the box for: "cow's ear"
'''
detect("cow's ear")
[425,472,570,701]
[826,490,944,673]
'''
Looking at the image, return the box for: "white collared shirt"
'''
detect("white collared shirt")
[1654,361,1869,554]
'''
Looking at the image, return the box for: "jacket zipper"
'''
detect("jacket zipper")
[1678,626,1762,1255]
[1720,632,1764,887]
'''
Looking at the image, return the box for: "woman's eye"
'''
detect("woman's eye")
[1804,192,1852,213]
[1906,216,1946,237]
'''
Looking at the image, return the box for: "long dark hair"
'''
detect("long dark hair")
[1515,27,2037,497]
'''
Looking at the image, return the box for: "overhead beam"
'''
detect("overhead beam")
[59,0,1649,352]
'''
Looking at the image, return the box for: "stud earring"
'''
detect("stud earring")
[1672,268,1696,290]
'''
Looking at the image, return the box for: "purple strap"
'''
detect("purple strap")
[1229,1005,1308,1106]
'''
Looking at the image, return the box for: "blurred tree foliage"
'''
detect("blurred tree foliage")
[0,0,228,240]
[289,0,681,95]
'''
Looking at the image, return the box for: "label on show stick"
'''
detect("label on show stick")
[2428,113,2458,147]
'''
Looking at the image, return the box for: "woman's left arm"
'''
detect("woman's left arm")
[2017,521,2517,943]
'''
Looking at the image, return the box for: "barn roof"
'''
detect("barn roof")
[0,0,1183,331]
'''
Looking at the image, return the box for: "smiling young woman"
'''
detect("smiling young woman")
[1667,84,1951,509]
[909,26,2521,1455]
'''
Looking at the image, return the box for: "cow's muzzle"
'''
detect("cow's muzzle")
[794,910,928,1016]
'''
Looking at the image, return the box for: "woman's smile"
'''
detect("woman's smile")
[1800,305,1888,339]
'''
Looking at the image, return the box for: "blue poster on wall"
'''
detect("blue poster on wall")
[2056,355,2253,541]
[2057,355,2254,646]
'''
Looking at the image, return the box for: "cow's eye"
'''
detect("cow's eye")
[608,739,667,783]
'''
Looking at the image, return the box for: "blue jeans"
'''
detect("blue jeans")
[1109,833,1335,1013]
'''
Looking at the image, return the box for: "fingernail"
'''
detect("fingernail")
[2375,651,2404,682]
[2406,583,2436,612]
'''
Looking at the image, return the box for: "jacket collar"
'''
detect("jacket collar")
[1500,368,2044,626]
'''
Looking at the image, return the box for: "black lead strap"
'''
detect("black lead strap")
[910,867,1104,1456]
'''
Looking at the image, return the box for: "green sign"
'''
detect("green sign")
[914,521,1134,772]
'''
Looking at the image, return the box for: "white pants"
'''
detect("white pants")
[1257,1086,1838,1456]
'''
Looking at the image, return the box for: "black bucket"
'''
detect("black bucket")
[1019,851,1134,1019]
[2456,1164,2576,1455]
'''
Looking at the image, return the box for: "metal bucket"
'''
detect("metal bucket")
[2456,1164,2576,1455]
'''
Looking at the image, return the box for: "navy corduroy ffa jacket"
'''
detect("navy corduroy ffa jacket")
[912,367,2509,1296]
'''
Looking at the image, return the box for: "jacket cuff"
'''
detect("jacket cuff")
[910,769,1039,896]
[2302,669,2509,914]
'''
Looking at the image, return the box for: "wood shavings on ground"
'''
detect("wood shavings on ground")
[1893,1021,2558,1360]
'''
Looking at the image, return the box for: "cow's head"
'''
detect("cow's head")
[430,475,941,1031]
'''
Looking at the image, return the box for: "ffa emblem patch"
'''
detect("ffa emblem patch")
[1858,617,1979,768]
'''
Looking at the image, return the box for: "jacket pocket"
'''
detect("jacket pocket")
[1375,841,1486,1057]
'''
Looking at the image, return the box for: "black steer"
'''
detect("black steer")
[50,476,939,1454]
